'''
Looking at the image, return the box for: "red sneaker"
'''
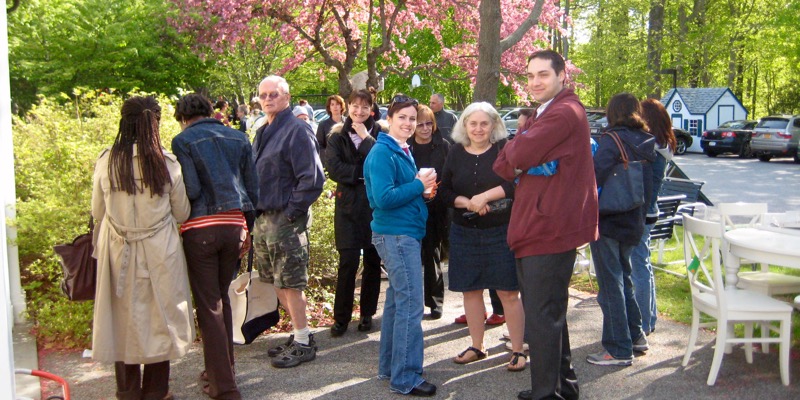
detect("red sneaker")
[485,313,506,325]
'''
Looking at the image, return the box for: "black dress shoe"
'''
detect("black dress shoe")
[331,322,348,337]
[410,381,436,397]
[357,316,372,332]
[430,309,442,320]
[517,390,533,400]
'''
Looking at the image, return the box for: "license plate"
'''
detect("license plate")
[709,142,716,146]
[764,133,771,139]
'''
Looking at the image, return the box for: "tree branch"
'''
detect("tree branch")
[499,0,546,52]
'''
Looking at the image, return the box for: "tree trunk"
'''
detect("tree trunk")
[646,0,665,98]
[473,0,502,104]
[338,71,353,98]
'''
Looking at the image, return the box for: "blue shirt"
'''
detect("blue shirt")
[364,133,428,240]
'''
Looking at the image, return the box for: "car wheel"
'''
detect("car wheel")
[705,150,718,158]
[675,137,687,155]
[757,154,773,162]
[738,141,752,159]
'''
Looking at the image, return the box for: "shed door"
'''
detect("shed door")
[718,105,734,126]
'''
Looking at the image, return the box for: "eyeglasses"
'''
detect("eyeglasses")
[416,121,434,128]
[390,94,418,107]
[258,91,282,101]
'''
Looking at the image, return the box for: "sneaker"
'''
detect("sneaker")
[633,335,649,352]
[267,334,294,357]
[505,341,529,353]
[586,350,632,366]
[485,313,506,325]
[270,334,317,368]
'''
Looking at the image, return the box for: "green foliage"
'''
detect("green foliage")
[570,0,800,118]
[8,0,209,113]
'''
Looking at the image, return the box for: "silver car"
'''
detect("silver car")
[750,115,800,163]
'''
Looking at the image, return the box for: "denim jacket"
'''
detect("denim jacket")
[171,118,259,220]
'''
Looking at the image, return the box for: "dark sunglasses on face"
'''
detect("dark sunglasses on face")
[417,122,434,128]
[258,91,282,100]
[391,94,419,107]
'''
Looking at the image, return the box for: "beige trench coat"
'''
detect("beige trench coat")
[91,146,194,364]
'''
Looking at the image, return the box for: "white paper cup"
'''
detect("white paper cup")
[419,168,435,194]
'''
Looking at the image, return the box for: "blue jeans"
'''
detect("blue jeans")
[590,235,644,359]
[372,234,425,394]
[631,224,657,334]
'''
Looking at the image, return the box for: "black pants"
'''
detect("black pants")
[488,289,504,315]
[114,361,169,400]
[516,250,579,400]
[421,225,445,313]
[183,225,243,400]
[333,246,382,324]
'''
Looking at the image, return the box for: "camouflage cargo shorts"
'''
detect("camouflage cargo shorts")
[252,212,311,290]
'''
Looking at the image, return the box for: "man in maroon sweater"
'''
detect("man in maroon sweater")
[494,50,599,400]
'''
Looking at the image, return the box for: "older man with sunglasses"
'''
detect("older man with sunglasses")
[252,75,325,368]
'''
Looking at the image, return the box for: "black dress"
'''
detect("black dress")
[438,140,518,292]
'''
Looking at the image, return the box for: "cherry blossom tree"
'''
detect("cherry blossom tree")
[169,0,572,102]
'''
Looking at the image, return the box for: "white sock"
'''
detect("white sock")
[294,327,311,345]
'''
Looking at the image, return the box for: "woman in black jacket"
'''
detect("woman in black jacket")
[408,104,450,319]
[587,93,656,367]
[325,89,386,337]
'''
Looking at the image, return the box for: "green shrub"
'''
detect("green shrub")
[13,90,338,346]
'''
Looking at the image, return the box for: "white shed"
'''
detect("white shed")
[660,88,749,153]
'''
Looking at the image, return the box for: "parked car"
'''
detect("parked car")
[590,116,692,155]
[588,115,608,137]
[700,120,758,158]
[500,107,523,137]
[750,115,800,163]
[313,109,330,123]
[671,128,692,155]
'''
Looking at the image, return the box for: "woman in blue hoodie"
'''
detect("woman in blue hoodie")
[364,95,438,397]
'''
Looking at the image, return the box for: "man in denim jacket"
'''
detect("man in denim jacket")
[252,75,325,368]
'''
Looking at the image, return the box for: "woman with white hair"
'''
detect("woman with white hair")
[438,102,526,371]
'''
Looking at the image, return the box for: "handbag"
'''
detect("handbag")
[463,198,513,220]
[230,245,280,345]
[54,216,97,301]
[598,131,646,215]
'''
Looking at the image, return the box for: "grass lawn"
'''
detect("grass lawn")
[570,226,800,348]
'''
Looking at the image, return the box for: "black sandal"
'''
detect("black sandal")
[507,351,527,372]
[454,346,487,364]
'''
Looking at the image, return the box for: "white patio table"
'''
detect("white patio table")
[723,226,800,290]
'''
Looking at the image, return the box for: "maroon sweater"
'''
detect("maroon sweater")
[493,88,598,258]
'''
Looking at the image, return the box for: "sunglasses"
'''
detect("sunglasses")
[391,94,419,107]
[258,91,282,101]
[416,121,434,128]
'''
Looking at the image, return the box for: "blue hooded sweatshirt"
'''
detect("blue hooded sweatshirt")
[364,132,428,240]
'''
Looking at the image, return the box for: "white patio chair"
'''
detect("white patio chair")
[719,203,800,297]
[681,215,792,386]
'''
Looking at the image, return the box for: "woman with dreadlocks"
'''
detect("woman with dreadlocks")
[91,96,193,400]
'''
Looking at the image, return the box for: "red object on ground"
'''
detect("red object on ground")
[485,313,506,325]
[15,368,71,400]
[454,312,488,324]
